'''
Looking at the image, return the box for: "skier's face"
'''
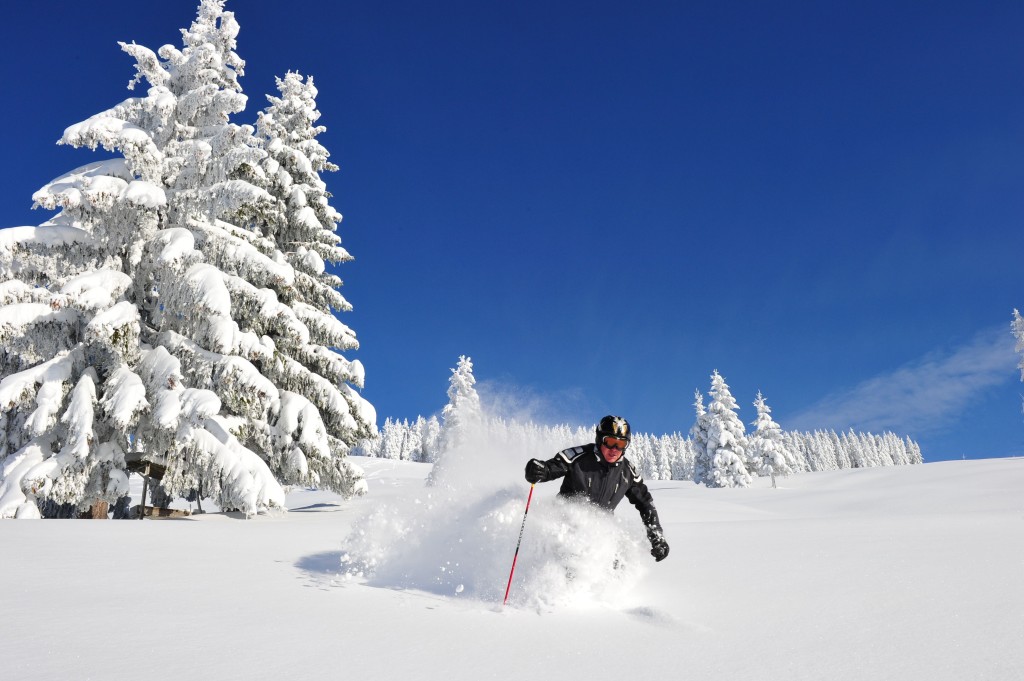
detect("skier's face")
[600,437,627,463]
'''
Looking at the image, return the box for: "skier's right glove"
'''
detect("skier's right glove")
[525,458,548,484]
[649,530,670,562]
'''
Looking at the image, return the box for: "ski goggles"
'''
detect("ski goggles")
[601,436,629,451]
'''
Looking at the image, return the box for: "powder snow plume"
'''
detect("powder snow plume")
[340,415,648,611]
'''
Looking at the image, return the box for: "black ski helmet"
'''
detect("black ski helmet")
[596,415,631,447]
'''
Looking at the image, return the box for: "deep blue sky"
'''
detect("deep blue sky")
[2,1,1022,461]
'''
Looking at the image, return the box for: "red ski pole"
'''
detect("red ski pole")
[502,483,535,606]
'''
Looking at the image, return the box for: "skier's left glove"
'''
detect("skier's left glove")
[648,530,670,562]
[525,459,548,484]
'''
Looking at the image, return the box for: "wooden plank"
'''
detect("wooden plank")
[131,505,192,519]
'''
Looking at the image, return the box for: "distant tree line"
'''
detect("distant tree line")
[356,360,923,487]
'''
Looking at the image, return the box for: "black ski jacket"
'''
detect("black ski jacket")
[537,443,663,536]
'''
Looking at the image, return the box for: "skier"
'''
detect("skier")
[524,415,670,562]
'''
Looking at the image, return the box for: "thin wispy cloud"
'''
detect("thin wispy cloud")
[787,325,1019,435]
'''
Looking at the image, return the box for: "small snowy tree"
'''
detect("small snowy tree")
[416,415,442,463]
[626,434,650,478]
[690,390,712,485]
[670,434,696,481]
[1012,309,1024,417]
[704,371,752,488]
[438,356,482,452]
[906,437,924,464]
[427,356,483,487]
[831,430,852,469]
[375,418,401,460]
[748,391,796,487]
[652,435,675,481]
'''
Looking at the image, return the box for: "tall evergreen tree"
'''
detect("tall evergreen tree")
[0,1,372,519]
[235,69,374,489]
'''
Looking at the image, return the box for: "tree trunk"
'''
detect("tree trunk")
[86,501,109,519]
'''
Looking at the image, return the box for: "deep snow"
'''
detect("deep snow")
[2,456,1022,681]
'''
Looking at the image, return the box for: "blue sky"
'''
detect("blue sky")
[2,1,1022,461]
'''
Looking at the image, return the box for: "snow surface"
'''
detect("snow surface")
[1,456,1022,681]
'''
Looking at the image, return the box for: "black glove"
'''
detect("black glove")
[525,458,548,484]
[648,529,669,562]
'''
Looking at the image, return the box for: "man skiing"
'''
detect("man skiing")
[524,415,670,562]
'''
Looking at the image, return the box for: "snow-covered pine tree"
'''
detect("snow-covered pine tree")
[0,231,141,517]
[231,69,375,489]
[840,430,862,467]
[416,415,442,463]
[351,431,381,458]
[867,432,888,466]
[0,1,372,519]
[811,430,838,471]
[830,430,851,469]
[782,431,808,473]
[704,371,752,488]
[440,356,482,451]
[629,434,655,479]
[653,435,675,481]
[376,418,400,459]
[905,437,923,464]
[880,433,899,466]
[871,433,887,466]
[399,420,423,461]
[690,389,712,485]
[670,433,696,481]
[748,391,796,487]
[803,434,818,470]
[427,355,483,487]
[1013,309,1024,383]
[0,82,177,517]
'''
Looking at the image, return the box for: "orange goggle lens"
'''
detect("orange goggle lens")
[602,436,628,451]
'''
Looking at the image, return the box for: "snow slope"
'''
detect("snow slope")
[1,457,1022,681]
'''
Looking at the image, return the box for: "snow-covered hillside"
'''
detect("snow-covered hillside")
[2,456,1021,681]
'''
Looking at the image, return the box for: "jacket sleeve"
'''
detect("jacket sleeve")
[540,448,577,481]
[625,468,663,539]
